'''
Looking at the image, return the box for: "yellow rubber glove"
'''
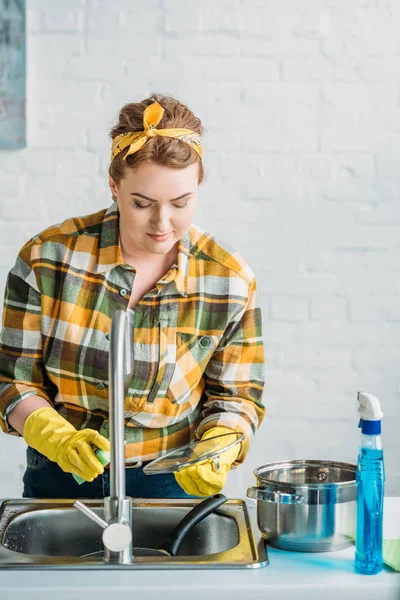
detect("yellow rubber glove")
[174,426,241,497]
[23,407,110,482]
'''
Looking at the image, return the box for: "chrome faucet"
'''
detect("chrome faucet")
[74,309,134,564]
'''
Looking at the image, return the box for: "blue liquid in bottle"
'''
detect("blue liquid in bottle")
[355,445,385,575]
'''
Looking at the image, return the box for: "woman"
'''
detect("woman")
[0,94,265,499]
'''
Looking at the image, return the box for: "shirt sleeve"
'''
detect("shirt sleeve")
[0,242,54,436]
[196,277,266,464]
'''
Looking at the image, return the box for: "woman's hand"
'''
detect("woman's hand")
[23,407,110,482]
[174,427,240,496]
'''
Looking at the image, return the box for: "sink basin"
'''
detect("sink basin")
[0,498,268,569]
[4,504,237,557]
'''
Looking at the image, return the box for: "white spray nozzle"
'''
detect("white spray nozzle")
[357,392,383,421]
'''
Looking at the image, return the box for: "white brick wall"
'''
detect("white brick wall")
[0,0,399,499]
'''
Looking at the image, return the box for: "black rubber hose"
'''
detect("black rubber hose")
[158,493,228,556]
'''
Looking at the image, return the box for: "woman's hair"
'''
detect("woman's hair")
[109,94,205,187]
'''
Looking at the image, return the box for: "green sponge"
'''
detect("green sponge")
[383,539,400,572]
[347,535,400,572]
[73,448,111,485]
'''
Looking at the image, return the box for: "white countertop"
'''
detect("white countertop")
[1,498,399,600]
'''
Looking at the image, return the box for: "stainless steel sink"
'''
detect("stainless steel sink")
[0,498,268,569]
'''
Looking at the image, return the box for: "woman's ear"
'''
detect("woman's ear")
[109,176,118,202]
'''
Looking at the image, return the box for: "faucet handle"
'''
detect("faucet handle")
[74,500,108,528]
[74,500,132,553]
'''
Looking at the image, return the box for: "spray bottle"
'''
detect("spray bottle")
[355,392,385,575]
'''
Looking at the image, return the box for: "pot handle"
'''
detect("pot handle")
[247,486,305,505]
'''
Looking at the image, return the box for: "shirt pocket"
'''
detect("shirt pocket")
[145,320,177,405]
[166,332,221,405]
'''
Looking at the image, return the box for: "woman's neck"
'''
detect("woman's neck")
[121,239,178,272]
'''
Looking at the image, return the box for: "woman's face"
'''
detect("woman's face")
[110,162,199,257]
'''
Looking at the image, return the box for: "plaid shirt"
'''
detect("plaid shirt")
[0,203,265,463]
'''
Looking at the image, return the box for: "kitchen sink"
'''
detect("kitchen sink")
[0,498,268,569]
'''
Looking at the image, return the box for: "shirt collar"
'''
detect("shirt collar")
[94,202,189,297]
[94,202,124,274]
[174,229,190,297]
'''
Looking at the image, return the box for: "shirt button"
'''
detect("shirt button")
[97,382,106,390]
[105,333,110,341]
[119,288,128,297]
[199,337,211,347]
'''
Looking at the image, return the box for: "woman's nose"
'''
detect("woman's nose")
[152,207,170,231]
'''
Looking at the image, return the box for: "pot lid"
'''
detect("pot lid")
[143,432,244,475]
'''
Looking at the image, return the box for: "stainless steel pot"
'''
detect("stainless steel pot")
[247,460,356,552]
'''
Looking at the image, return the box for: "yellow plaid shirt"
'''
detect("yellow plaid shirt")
[0,203,265,463]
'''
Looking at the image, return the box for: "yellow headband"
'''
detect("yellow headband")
[111,101,202,163]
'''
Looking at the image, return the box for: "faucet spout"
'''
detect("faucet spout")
[108,308,129,504]
[74,309,134,563]
[104,308,133,562]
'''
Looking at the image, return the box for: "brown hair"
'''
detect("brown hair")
[109,94,205,189]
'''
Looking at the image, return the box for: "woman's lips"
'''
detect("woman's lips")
[147,232,171,242]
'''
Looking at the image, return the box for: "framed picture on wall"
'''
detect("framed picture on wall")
[0,0,26,149]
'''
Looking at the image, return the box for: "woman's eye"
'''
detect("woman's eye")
[134,201,188,210]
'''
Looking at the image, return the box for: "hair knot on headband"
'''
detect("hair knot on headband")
[111,101,202,162]
[144,124,157,138]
